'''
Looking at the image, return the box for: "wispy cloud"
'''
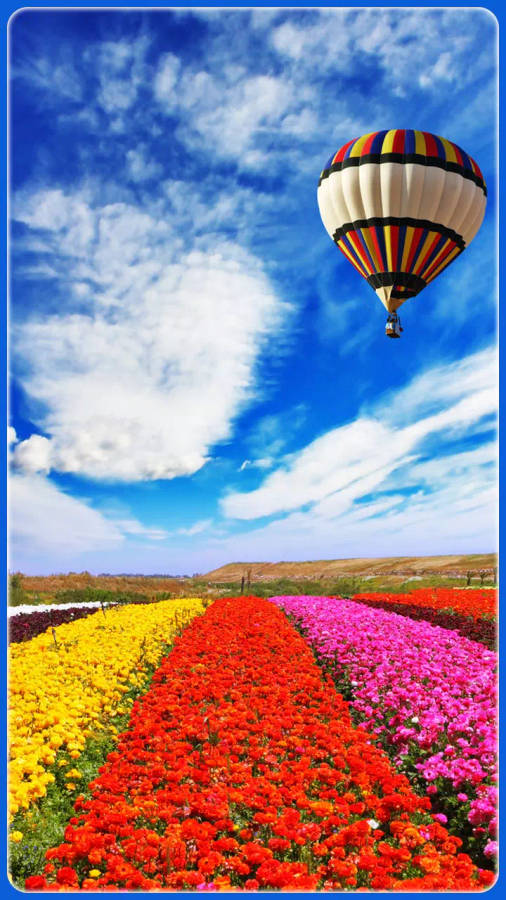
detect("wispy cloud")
[9,453,170,568]
[12,46,83,102]
[238,458,272,473]
[92,37,150,117]
[213,450,495,563]
[154,60,297,168]
[222,347,497,522]
[111,518,168,541]
[177,519,212,537]
[9,473,124,558]
[269,8,491,92]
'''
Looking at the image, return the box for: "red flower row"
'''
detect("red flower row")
[29,597,494,892]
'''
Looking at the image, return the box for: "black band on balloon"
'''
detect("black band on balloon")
[366,272,427,299]
[332,217,466,251]
[318,154,487,196]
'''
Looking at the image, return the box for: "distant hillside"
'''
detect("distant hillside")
[204,553,497,582]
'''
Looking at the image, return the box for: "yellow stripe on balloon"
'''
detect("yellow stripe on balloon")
[414,131,426,155]
[337,239,368,278]
[349,132,374,157]
[381,130,398,154]
[412,232,437,275]
[361,229,381,272]
[438,136,458,164]
[400,226,415,271]
[347,233,374,275]
[384,224,393,271]
[419,237,452,279]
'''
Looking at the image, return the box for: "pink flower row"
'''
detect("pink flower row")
[271,596,497,859]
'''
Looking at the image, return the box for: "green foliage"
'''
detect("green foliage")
[8,573,27,606]
[380,575,469,592]
[210,575,365,598]
[53,586,150,605]
[9,730,118,886]
[208,573,477,598]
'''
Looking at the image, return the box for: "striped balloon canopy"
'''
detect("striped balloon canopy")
[317,129,486,314]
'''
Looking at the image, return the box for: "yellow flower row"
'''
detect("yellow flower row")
[8,599,204,818]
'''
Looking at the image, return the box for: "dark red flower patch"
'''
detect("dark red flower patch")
[9,607,101,644]
[352,589,497,648]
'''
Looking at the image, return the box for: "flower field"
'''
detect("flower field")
[272,595,497,867]
[350,589,497,649]
[8,599,203,819]
[9,606,104,644]
[353,588,497,620]
[9,592,497,891]
[348,595,496,649]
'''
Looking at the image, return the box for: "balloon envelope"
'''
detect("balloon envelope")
[317,129,486,313]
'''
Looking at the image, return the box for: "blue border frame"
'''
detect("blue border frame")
[2,3,501,899]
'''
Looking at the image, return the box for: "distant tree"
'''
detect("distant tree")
[9,573,26,606]
[240,575,245,594]
[479,570,486,586]
[466,571,473,586]
[493,567,498,585]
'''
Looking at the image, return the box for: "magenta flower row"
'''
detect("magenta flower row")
[271,595,497,858]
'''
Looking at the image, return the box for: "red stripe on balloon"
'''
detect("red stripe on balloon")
[405,227,425,272]
[423,240,457,281]
[369,226,387,272]
[413,233,441,276]
[392,129,405,154]
[347,230,373,274]
[361,132,379,155]
[334,139,356,164]
[390,225,400,270]
[422,131,439,157]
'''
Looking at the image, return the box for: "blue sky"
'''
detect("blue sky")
[8,7,497,575]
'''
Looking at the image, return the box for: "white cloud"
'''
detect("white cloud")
[143,8,494,184]
[245,404,308,464]
[374,347,497,427]
[154,59,296,165]
[12,435,52,474]
[239,458,272,472]
[270,8,491,94]
[8,473,174,569]
[12,190,288,481]
[92,37,150,116]
[111,518,168,541]
[153,52,181,102]
[212,456,496,564]
[126,145,163,183]
[222,347,497,521]
[12,50,83,103]
[177,519,212,537]
[9,474,124,557]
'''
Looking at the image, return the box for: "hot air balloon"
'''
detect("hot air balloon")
[317,129,486,338]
